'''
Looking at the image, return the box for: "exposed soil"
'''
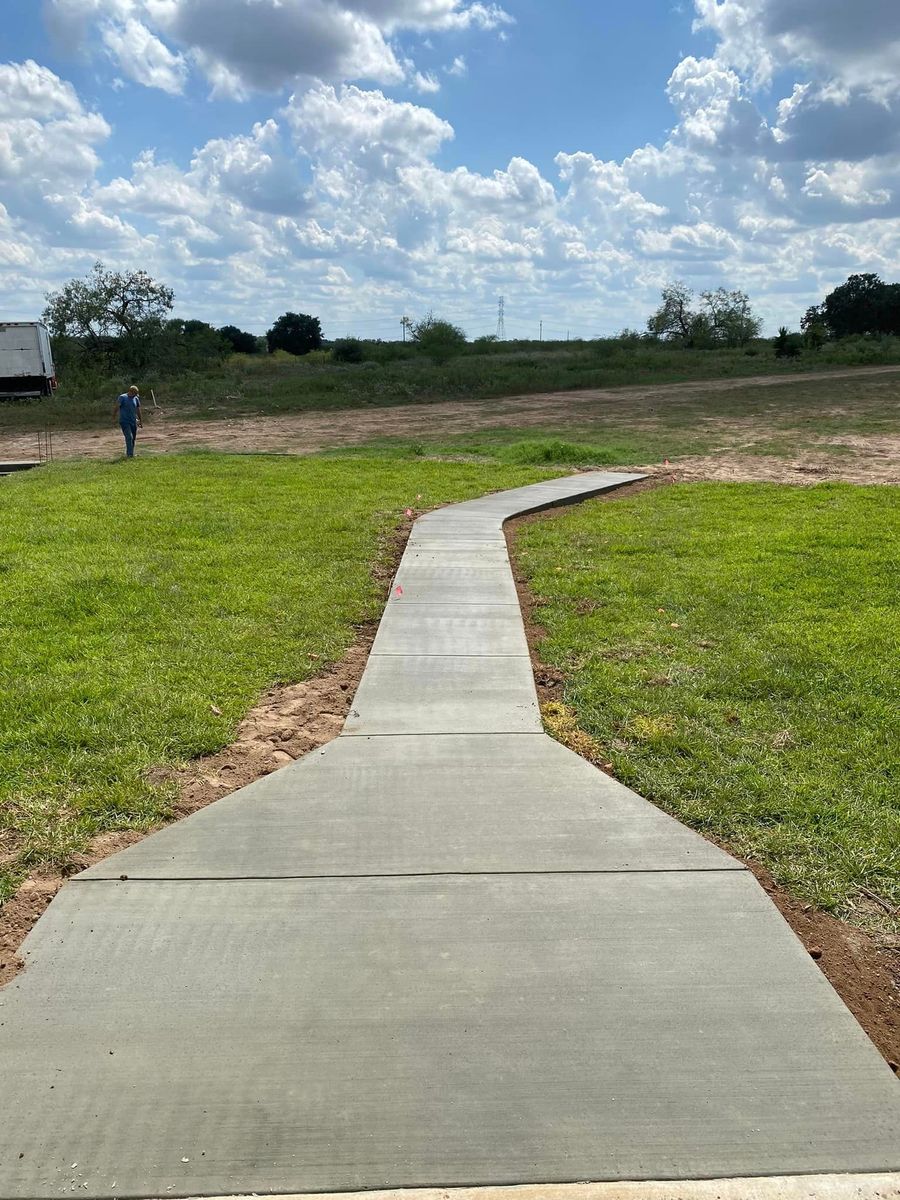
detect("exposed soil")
[641,450,900,485]
[1,364,899,486]
[505,483,900,1071]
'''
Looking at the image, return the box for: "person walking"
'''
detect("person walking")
[115,385,143,457]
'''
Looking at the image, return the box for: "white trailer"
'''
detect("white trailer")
[0,322,57,399]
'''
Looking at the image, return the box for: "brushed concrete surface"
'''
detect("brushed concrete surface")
[3,873,898,1199]
[342,653,542,735]
[78,734,737,879]
[401,546,511,566]
[371,601,530,657]
[390,575,520,605]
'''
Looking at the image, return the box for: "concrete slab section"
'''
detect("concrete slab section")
[77,734,738,879]
[408,536,508,550]
[406,538,508,551]
[342,653,541,735]
[3,873,898,1199]
[401,546,510,566]
[372,602,529,657]
[390,570,519,605]
[413,515,507,534]
[440,474,645,519]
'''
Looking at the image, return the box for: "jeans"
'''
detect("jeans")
[120,417,138,457]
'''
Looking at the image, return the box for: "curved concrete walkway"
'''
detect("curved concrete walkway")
[1,472,898,1200]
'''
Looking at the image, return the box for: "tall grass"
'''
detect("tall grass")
[5,335,900,431]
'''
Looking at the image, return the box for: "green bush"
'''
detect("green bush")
[412,313,467,364]
[500,438,623,466]
[332,338,365,364]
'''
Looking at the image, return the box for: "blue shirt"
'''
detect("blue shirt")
[118,393,139,421]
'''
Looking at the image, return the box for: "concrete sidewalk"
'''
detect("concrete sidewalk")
[1,471,898,1200]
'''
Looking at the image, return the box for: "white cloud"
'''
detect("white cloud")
[102,17,188,94]
[802,162,895,211]
[284,84,454,168]
[0,60,111,223]
[694,0,900,90]
[411,70,441,94]
[43,0,512,96]
[0,58,87,120]
[666,56,768,156]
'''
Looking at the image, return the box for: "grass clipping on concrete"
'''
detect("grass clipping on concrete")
[516,482,900,915]
[0,453,552,901]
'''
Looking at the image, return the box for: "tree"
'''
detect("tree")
[219,325,260,354]
[411,312,467,363]
[160,319,230,370]
[822,274,890,338]
[881,284,900,335]
[44,262,174,368]
[773,326,801,358]
[800,305,828,350]
[647,281,697,344]
[647,281,761,348]
[266,312,322,356]
[700,288,762,346]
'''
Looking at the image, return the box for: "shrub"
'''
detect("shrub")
[773,327,802,358]
[332,338,365,364]
[412,312,467,363]
[266,312,323,356]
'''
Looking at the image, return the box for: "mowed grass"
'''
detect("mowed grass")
[516,483,900,913]
[0,454,553,900]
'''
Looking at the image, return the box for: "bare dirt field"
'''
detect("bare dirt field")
[2,364,898,485]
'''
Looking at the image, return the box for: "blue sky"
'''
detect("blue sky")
[1,0,899,338]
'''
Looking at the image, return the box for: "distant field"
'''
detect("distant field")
[2,365,899,490]
[0,454,555,900]
[3,333,900,431]
[515,483,900,915]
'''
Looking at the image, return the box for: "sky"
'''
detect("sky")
[1,0,899,340]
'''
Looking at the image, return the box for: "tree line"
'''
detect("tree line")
[41,262,332,375]
[41,263,471,374]
[643,274,900,354]
[41,262,900,381]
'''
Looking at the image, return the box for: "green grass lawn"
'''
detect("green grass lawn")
[0,454,554,900]
[515,483,900,914]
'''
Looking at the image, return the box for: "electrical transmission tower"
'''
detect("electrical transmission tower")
[496,296,506,341]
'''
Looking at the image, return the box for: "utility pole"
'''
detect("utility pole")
[539,320,543,342]
[496,296,506,341]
